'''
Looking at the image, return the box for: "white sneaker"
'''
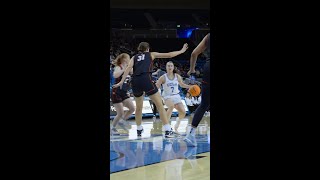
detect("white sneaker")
[111,127,120,135]
[118,119,129,131]
[165,129,176,138]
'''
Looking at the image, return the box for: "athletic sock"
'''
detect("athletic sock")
[137,125,143,130]
[163,124,171,131]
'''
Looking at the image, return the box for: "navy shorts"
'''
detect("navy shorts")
[131,73,158,97]
[111,87,130,104]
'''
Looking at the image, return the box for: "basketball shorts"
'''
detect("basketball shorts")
[111,87,130,104]
[163,94,182,105]
[131,73,158,97]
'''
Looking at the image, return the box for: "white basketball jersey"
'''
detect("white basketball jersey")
[162,74,180,97]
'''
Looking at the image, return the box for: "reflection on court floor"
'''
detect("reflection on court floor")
[110,115,211,179]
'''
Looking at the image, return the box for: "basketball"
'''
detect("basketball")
[188,85,201,96]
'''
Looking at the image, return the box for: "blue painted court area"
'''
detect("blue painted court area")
[110,135,210,173]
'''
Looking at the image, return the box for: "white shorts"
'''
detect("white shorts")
[163,94,182,105]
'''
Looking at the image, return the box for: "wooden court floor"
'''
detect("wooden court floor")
[110,115,211,180]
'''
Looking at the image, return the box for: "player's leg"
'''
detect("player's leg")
[131,75,145,136]
[149,92,175,138]
[164,98,175,122]
[185,61,211,146]
[111,102,124,135]
[118,98,135,131]
[191,83,210,128]
[149,92,169,125]
[134,94,144,136]
[174,102,186,132]
[122,98,135,120]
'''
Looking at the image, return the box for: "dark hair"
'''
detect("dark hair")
[137,42,150,52]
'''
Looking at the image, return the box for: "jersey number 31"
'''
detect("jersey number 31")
[137,54,145,61]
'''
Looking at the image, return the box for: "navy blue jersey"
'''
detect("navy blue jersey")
[114,65,130,91]
[132,52,153,76]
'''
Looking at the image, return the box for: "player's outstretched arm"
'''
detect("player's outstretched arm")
[177,74,191,89]
[188,34,209,75]
[151,43,188,59]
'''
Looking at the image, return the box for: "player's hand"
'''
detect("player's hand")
[112,81,124,89]
[187,69,196,76]
[181,43,189,53]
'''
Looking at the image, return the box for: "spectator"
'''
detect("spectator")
[185,92,196,114]
[197,95,202,104]
[193,94,201,110]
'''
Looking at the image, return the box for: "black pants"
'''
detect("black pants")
[191,61,211,127]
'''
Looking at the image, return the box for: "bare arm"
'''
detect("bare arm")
[155,75,165,89]
[177,74,191,89]
[189,34,209,73]
[113,66,125,79]
[112,57,134,88]
[150,43,188,60]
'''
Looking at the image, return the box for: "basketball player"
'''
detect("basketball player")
[110,53,135,135]
[184,33,211,146]
[113,42,188,137]
[156,61,191,132]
